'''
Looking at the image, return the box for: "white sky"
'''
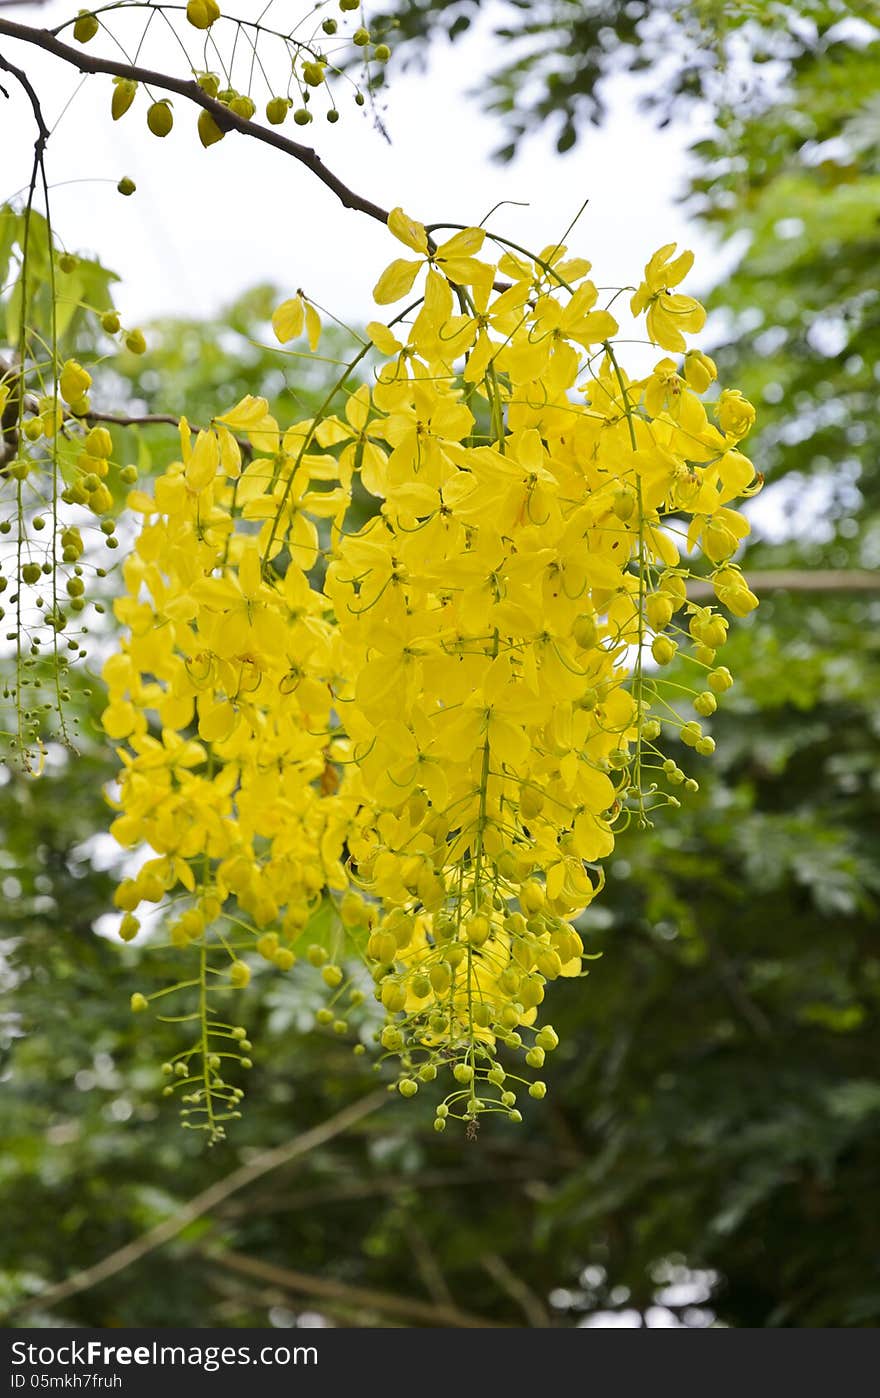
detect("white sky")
[1,0,723,331]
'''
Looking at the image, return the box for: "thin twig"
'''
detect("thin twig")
[480,1251,552,1327]
[217,1161,551,1217]
[404,1219,455,1309]
[3,1089,386,1321]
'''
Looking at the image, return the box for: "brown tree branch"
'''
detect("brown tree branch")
[3,1088,386,1322]
[0,15,391,226]
[688,570,880,599]
[480,1251,552,1327]
[201,1248,510,1329]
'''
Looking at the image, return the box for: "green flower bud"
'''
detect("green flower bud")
[198,110,225,147]
[147,100,174,137]
[111,78,137,121]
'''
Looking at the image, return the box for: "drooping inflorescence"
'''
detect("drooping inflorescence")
[98,210,762,1137]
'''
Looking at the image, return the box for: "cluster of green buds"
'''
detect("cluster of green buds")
[73,2,394,145]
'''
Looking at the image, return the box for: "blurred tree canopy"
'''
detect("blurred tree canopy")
[3,1,880,1331]
[371,1,867,156]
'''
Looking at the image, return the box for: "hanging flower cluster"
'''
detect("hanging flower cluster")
[103,210,761,1137]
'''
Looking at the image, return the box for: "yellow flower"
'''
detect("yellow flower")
[716,388,757,439]
[631,243,707,352]
[373,208,494,304]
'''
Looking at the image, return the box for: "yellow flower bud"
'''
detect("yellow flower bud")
[256,932,279,960]
[119,913,140,942]
[612,489,635,522]
[367,930,397,965]
[429,962,452,995]
[708,666,733,693]
[520,879,545,915]
[572,612,599,649]
[186,0,220,29]
[229,960,251,988]
[683,349,716,392]
[84,425,113,458]
[645,592,674,631]
[536,1025,559,1052]
[381,980,406,1012]
[651,635,678,666]
[716,388,757,439]
[59,359,91,405]
[465,913,490,945]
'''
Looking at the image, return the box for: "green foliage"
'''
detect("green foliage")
[372,1,867,157]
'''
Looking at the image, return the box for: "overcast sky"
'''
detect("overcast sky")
[1,0,723,332]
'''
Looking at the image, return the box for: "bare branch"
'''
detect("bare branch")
[480,1251,552,1327]
[83,408,250,454]
[688,570,880,599]
[3,1088,386,1321]
[0,15,391,226]
[203,1248,509,1329]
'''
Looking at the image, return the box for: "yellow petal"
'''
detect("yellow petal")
[272,296,305,344]
[238,542,262,600]
[216,395,271,431]
[305,301,321,352]
[185,429,219,492]
[388,206,429,255]
[367,321,403,355]
[373,257,422,305]
[436,226,485,260]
